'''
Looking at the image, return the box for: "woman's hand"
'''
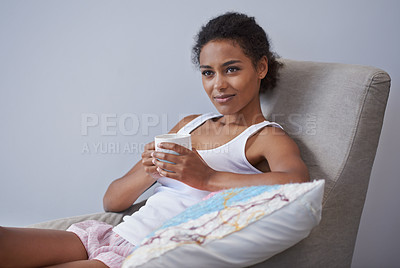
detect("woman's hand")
[141,141,162,180]
[152,142,216,190]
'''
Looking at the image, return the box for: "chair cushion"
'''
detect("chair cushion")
[122,180,324,268]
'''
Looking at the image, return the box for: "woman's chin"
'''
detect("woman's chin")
[214,107,237,115]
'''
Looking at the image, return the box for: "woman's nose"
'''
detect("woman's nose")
[213,74,227,91]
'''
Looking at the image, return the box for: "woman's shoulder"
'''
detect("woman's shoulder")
[252,125,300,155]
[182,114,202,124]
[169,114,202,133]
[258,124,287,138]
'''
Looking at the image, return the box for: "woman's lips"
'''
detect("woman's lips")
[214,94,236,103]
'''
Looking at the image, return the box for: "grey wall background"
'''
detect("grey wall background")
[0,1,398,267]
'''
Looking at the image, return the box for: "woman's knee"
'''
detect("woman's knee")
[0,226,11,265]
[0,226,8,245]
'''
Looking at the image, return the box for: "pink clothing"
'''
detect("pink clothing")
[67,220,134,268]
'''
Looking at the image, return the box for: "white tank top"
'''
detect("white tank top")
[113,113,283,245]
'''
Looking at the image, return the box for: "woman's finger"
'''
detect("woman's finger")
[141,150,154,160]
[152,151,180,164]
[157,142,190,155]
[144,141,156,151]
[141,157,154,167]
[143,165,158,174]
[157,167,178,179]
[153,158,177,173]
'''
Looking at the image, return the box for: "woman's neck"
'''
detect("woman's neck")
[217,112,265,127]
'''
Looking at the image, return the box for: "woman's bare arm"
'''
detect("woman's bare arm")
[103,161,156,212]
[103,114,200,212]
[153,126,309,191]
[206,127,309,190]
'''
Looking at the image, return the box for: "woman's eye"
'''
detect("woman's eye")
[202,70,214,77]
[226,66,239,73]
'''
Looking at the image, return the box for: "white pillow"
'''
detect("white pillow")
[123,180,324,268]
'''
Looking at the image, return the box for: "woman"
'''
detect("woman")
[0,12,309,268]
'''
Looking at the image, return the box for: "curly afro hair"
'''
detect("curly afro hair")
[192,12,282,93]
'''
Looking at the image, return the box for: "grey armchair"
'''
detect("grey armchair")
[30,59,391,267]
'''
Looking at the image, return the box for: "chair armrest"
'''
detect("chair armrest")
[27,200,146,230]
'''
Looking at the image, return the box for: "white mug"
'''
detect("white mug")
[154,133,192,158]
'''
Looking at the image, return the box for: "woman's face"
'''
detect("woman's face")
[199,39,268,116]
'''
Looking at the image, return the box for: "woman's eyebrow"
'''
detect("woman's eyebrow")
[200,64,212,69]
[200,60,242,69]
[222,60,241,67]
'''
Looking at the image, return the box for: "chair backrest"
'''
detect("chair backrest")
[28,59,391,267]
[252,59,391,267]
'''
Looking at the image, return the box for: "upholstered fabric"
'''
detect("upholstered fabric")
[29,59,391,267]
[123,181,324,268]
[257,59,390,267]
[28,201,146,230]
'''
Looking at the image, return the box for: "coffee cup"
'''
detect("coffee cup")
[154,134,191,165]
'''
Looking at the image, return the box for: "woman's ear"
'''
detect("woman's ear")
[257,56,268,79]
